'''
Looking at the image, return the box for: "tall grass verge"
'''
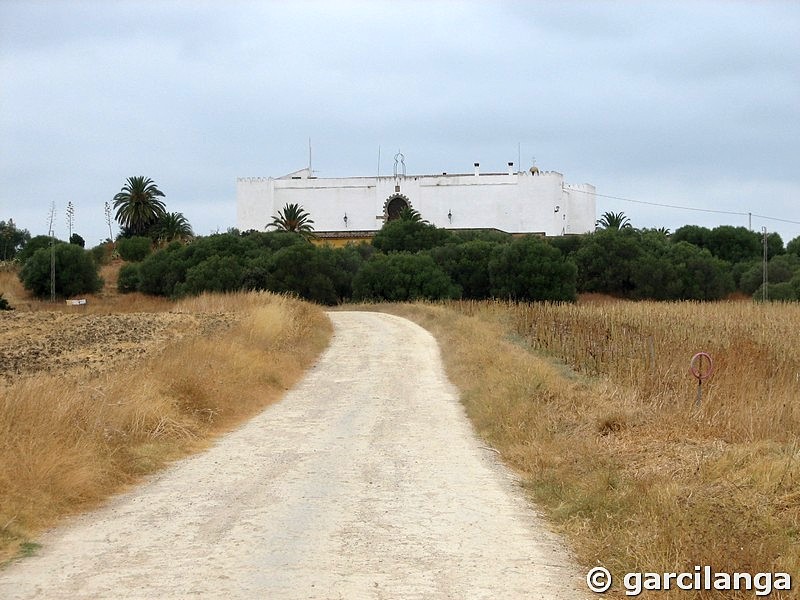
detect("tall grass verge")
[362,300,799,599]
[0,291,331,563]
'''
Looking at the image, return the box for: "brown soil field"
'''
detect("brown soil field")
[0,311,236,386]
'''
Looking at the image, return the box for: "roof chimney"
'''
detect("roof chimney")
[508,161,514,175]
[474,162,480,176]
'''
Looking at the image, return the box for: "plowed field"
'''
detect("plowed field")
[0,311,236,385]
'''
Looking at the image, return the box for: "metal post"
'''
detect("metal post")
[762,226,768,302]
[47,203,56,303]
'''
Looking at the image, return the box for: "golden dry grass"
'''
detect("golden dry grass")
[0,290,331,563]
[363,300,800,600]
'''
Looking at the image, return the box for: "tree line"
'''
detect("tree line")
[3,197,800,304]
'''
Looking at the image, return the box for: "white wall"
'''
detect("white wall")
[237,167,595,236]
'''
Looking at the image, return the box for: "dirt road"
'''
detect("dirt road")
[0,311,587,599]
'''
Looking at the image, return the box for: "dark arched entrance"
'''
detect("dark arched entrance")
[385,194,410,221]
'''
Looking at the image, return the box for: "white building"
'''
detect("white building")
[237,158,595,243]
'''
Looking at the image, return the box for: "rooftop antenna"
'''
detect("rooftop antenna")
[377,145,381,177]
[517,142,521,175]
[308,137,312,174]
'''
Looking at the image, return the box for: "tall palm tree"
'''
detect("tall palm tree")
[267,203,316,239]
[596,211,632,230]
[113,176,167,236]
[154,212,194,243]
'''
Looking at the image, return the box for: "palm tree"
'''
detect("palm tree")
[267,203,316,238]
[113,176,166,237]
[398,206,427,223]
[596,211,632,230]
[154,212,194,244]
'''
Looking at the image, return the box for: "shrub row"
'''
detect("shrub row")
[119,230,579,304]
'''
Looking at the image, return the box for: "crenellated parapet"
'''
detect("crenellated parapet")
[237,177,272,183]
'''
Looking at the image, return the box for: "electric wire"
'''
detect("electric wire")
[565,187,800,226]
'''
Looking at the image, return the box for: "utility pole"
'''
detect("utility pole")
[47,203,56,303]
[762,226,769,302]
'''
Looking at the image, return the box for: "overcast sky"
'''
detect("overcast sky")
[1,0,798,246]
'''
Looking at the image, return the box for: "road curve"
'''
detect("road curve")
[1,311,587,599]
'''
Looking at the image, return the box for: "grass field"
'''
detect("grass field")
[0,266,331,563]
[371,299,799,599]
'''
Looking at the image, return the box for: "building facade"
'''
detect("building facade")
[237,160,595,241]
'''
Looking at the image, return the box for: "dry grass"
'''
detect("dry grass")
[0,290,331,563]
[363,300,800,599]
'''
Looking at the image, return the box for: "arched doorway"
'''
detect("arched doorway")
[384,194,410,221]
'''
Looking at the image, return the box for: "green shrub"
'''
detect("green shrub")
[429,240,497,299]
[372,219,455,253]
[117,236,152,262]
[19,244,103,298]
[352,252,459,301]
[787,236,800,257]
[489,236,577,302]
[137,242,186,296]
[668,242,735,300]
[117,263,140,293]
[260,243,338,305]
[16,235,64,264]
[574,229,642,296]
[753,282,798,302]
[89,243,113,266]
[176,255,244,296]
[0,293,13,310]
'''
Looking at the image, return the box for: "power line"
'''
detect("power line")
[566,187,800,226]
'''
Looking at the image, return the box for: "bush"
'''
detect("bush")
[260,243,339,305]
[117,236,152,262]
[16,235,63,264]
[117,263,140,293]
[787,236,800,257]
[19,244,103,298]
[430,241,497,300]
[136,241,187,296]
[753,282,798,301]
[574,229,642,296]
[0,293,13,310]
[176,255,244,296]
[489,236,577,301]
[352,252,459,301]
[69,233,85,248]
[89,243,114,266]
[0,220,31,261]
[372,219,455,253]
[668,242,734,300]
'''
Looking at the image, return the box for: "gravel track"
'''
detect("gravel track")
[0,311,587,599]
